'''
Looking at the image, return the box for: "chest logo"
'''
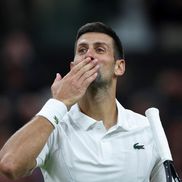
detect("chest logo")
[133,143,145,150]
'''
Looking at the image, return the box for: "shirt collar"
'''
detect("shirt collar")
[69,100,131,131]
[69,104,97,130]
[115,100,130,131]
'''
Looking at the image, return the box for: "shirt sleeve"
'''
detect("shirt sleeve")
[150,162,176,182]
[149,138,168,182]
[150,161,167,182]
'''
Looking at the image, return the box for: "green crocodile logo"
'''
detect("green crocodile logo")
[133,143,145,150]
[54,116,59,124]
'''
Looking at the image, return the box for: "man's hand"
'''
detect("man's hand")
[51,57,99,108]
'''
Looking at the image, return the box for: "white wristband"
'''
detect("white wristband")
[36,98,67,128]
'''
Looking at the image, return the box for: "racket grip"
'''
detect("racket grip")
[145,108,172,161]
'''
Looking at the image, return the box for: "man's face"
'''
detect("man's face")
[74,32,116,89]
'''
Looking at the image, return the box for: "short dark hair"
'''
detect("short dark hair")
[75,22,124,59]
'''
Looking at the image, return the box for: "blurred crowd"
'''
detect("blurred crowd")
[0,0,182,181]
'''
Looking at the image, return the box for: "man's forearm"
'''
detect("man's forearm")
[0,116,54,179]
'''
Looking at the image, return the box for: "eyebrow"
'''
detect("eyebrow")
[77,42,110,48]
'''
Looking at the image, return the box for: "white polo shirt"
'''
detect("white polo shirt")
[36,100,165,182]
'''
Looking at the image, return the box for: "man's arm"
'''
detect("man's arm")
[0,116,54,179]
[0,57,99,180]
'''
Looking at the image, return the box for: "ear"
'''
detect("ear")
[114,59,125,76]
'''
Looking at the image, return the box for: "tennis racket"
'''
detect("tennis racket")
[145,108,181,182]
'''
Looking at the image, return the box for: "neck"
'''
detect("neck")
[78,85,117,129]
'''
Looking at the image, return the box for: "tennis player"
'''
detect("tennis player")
[0,22,167,181]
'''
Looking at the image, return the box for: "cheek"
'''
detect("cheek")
[100,58,115,69]
[99,61,115,77]
[96,54,115,69]
[97,57,110,66]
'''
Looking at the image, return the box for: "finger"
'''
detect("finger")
[56,73,62,81]
[82,72,98,88]
[79,64,99,84]
[74,59,98,80]
[73,55,91,66]
[78,65,99,87]
[52,73,62,85]
[71,57,92,74]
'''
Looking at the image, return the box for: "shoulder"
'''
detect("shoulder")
[125,108,150,129]
[116,100,149,129]
[126,109,148,122]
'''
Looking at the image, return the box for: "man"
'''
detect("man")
[0,22,166,182]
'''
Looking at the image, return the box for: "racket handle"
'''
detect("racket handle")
[145,108,172,161]
[145,108,181,181]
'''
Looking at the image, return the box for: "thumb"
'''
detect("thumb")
[55,73,62,81]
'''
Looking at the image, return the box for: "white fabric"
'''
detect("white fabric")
[36,100,165,182]
[36,99,67,128]
[145,108,172,161]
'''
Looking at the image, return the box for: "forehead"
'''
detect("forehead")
[76,32,114,46]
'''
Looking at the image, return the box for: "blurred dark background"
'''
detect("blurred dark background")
[0,0,181,181]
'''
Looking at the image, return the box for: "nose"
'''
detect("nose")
[85,49,94,60]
